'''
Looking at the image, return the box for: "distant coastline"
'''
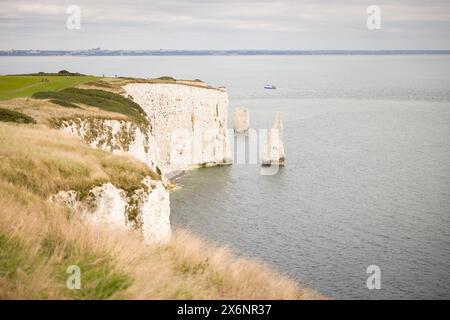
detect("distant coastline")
[1,49,450,57]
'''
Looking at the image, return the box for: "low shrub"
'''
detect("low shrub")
[0,108,36,124]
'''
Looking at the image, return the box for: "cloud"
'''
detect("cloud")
[0,0,449,49]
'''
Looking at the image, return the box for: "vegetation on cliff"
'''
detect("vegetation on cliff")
[0,73,321,299]
[0,107,36,124]
[0,122,318,299]
[32,88,149,127]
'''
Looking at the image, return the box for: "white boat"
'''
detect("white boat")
[264,84,277,89]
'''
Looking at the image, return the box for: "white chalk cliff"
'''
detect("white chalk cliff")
[50,178,170,244]
[262,112,285,166]
[52,82,231,244]
[57,118,158,170]
[233,107,250,134]
[124,83,231,173]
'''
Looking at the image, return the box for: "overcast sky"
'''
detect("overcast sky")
[1,0,449,50]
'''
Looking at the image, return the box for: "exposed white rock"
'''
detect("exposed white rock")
[50,190,79,209]
[140,178,171,243]
[124,83,231,173]
[57,118,158,171]
[262,112,285,166]
[50,178,171,244]
[233,107,249,134]
[53,81,232,244]
[87,183,128,227]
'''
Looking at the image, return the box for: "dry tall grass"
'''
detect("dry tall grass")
[0,122,157,197]
[0,122,322,299]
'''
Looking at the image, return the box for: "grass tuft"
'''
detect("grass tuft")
[0,234,33,280]
[0,107,36,124]
[156,76,176,81]
[49,99,80,108]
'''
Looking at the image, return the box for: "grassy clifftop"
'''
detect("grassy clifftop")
[0,73,222,102]
[0,73,214,128]
[32,87,150,127]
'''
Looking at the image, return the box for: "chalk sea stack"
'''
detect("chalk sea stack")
[233,107,250,134]
[262,112,285,166]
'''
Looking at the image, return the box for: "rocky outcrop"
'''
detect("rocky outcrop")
[124,83,231,173]
[50,177,171,244]
[56,117,158,171]
[262,112,285,166]
[233,107,249,134]
[52,81,231,244]
[55,83,231,174]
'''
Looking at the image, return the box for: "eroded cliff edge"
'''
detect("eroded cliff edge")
[47,80,231,244]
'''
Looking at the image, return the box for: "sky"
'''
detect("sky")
[1,0,450,50]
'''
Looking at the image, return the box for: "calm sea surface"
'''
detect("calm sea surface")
[1,55,449,299]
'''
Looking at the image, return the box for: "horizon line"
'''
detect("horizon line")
[1,49,450,57]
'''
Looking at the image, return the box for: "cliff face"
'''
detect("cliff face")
[51,82,231,244]
[50,177,171,244]
[124,83,231,173]
[262,112,285,166]
[233,107,250,134]
[57,117,158,171]
[55,83,231,174]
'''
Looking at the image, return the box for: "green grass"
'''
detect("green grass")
[22,71,86,76]
[0,107,36,124]
[156,76,176,81]
[0,234,33,280]
[49,99,80,108]
[32,88,150,127]
[0,232,132,299]
[0,75,98,100]
[40,235,132,300]
[62,254,132,300]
